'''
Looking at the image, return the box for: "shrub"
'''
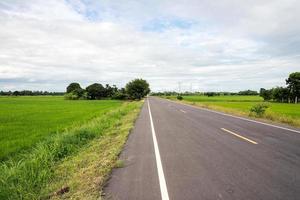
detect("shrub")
[111,91,128,100]
[64,92,79,100]
[250,103,269,117]
[177,95,183,100]
[64,88,87,100]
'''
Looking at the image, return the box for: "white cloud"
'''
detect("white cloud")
[0,0,299,92]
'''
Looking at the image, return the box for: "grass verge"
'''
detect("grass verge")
[0,101,143,200]
[165,98,300,128]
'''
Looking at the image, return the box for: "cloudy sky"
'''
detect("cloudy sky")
[0,0,299,92]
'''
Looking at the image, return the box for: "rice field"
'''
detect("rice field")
[0,96,122,160]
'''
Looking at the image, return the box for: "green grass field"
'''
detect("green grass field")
[165,95,300,126]
[181,95,263,102]
[0,96,142,199]
[181,95,300,118]
[0,96,122,160]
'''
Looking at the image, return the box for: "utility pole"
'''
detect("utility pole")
[178,82,181,95]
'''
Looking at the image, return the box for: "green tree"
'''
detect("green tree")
[125,79,150,100]
[259,88,272,101]
[86,83,106,100]
[112,88,128,100]
[66,83,81,93]
[286,72,300,103]
[64,88,87,100]
[238,90,258,95]
[272,87,289,102]
[104,84,116,97]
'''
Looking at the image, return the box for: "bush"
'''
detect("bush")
[250,103,269,117]
[177,95,183,100]
[64,89,87,100]
[64,92,79,100]
[111,91,128,100]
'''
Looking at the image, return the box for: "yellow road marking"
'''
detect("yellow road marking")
[221,128,258,144]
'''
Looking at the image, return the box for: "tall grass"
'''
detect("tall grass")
[45,101,143,199]
[0,102,139,200]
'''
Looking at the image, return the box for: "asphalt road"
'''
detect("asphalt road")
[104,97,300,200]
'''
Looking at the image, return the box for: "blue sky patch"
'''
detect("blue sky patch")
[142,17,196,32]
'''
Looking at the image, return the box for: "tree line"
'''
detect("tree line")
[151,90,258,97]
[151,72,299,104]
[0,90,64,96]
[259,72,300,103]
[65,78,150,100]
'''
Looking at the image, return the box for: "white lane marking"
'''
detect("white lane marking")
[166,99,300,134]
[221,128,258,144]
[180,109,186,113]
[147,99,170,200]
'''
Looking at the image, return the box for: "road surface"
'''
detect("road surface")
[104,97,300,200]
